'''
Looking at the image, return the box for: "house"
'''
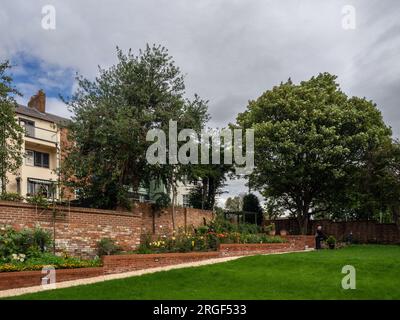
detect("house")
[137,179,194,207]
[6,89,194,206]
[6,90,70,200]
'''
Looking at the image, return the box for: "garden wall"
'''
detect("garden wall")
[103,236,315,274]
[0,236,315,291]
[0,267,103,291]
[0,201,214,258]
[219,236,315,257]
[102,251,220,274]
[266,218,400,244]
[138,203,214,238]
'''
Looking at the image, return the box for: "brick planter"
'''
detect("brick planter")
[0,235,315,291]
[219,243,291,256]
[102,251,220,274]
[0,267,103,291]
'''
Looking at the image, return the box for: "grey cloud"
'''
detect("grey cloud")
[1,0,399,203]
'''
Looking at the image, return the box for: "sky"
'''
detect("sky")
[1,0,399,206]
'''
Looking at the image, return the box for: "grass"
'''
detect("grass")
[6,245,400,300]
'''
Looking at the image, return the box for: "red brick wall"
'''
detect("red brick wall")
[0,267,103,291]
[0,201,142,258]
[138,203,214,238]
[219,236,315,257]
[102,251,220,274]
[0,201,214,258]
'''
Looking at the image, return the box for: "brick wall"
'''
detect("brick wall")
[266,218,400,244]
[1,237,314,291]
[0,267,103,291]
[0,201,214,258]
[138,203,214,238]
[219,236,315,257]
[102,252,220,274]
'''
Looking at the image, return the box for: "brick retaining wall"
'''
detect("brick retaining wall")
[0,236,315,291]
[0,267,103,291]
[0,201,213,258]
[102,251,221,274]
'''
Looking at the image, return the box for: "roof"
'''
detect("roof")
[15,104,71,126]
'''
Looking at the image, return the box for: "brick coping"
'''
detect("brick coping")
[104,251,220,260]
[0,200,141,217]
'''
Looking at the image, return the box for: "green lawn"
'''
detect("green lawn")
[7,245,400,300]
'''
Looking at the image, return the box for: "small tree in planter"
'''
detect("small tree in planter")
[326,236,336,249]
[264,223,276,236]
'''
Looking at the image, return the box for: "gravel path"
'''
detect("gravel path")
[0,249,312,298]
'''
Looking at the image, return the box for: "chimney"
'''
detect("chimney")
[28,90,46,113]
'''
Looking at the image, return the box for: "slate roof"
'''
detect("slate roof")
[15,104,71,126]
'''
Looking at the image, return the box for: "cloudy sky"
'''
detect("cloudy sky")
[1,0,399,206]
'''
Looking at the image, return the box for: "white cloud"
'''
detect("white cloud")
[2,0,399,199]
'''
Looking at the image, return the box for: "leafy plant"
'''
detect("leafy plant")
[96,238,121,256]
[0,226,52,262]
[26,194,50,209]
[326,236,337,246]
[0,192,24,202]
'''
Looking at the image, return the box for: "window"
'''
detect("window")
[25,150,50,168]
[182,194,190,208]
[20,119,35,137]
[25,150,34,166]
[27,179,55,199]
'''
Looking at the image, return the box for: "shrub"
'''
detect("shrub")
[326,236,336,246]
[0,253,102,272]
[0,226,53,262]
[97,238,121,256]
[0,192,24,202]
[26,194,50,208]
[207,217,261,234]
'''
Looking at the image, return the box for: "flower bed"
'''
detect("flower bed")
[135,219,287,255]
[0,226,101,273]
[0,254,101,273]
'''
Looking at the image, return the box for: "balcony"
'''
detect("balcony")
[22,124,58,145]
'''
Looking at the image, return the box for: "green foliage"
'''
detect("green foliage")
[0,253,101,272]
[0,192,24,202]
[62,45,209,209]
[26,194,50,208]
[207,216,261,234]
[151,192,171,211]
[242,193,263,224]
[0,61,23,194]
[96,238,121,256]
[0,226,53,262]
[237,73,394,232]
[326,236,336,246]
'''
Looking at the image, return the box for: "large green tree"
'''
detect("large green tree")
[237,73,393,233]
[242,193,263,224]
[63,45,209,209]
[0,61,23,194]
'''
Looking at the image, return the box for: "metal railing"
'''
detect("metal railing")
[22,124,58,144]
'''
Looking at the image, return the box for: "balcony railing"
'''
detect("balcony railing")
[22,124,58,144]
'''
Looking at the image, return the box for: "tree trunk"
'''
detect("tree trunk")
[171,185,177,231]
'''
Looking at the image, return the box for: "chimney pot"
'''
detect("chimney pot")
[28,90,46,113]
